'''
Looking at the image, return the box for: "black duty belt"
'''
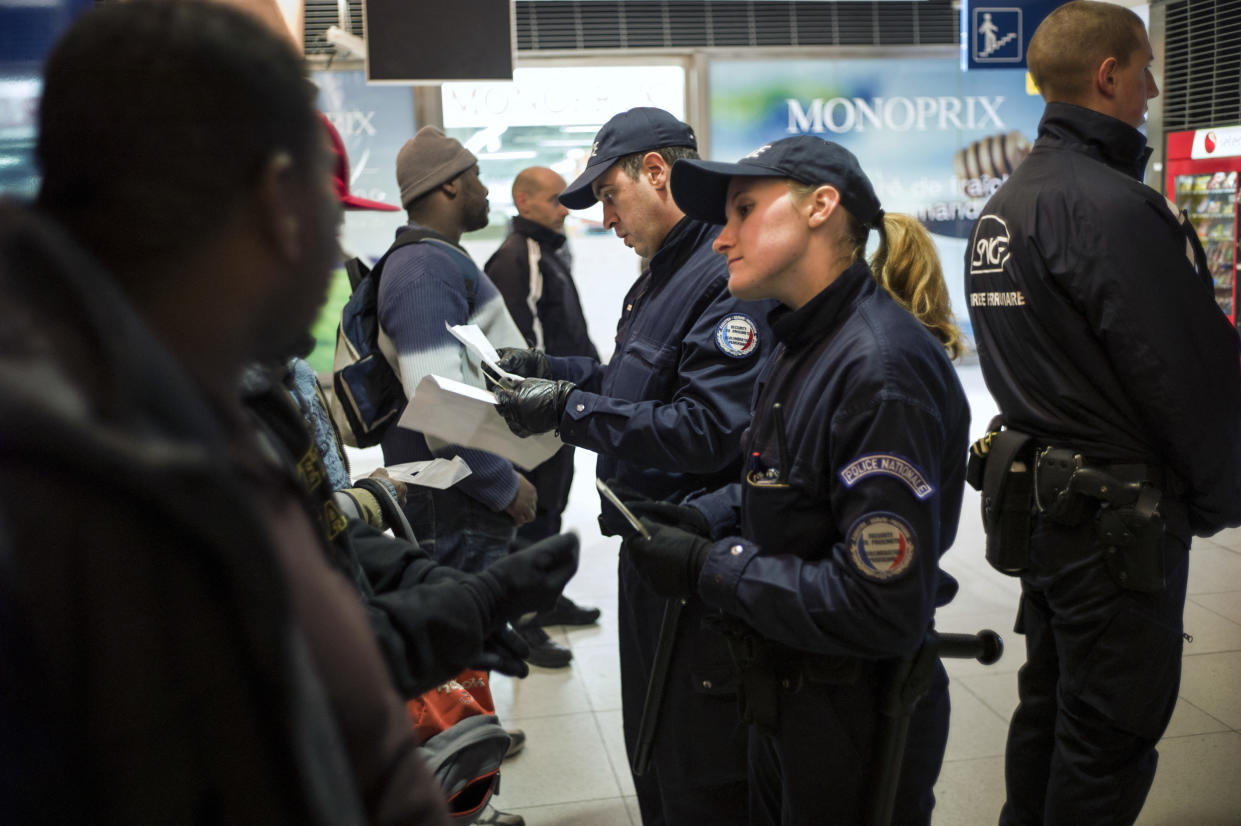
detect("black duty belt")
[768,643,867,692]
[1038,451,1168,486]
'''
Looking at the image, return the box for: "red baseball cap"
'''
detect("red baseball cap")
[318,112,400,212]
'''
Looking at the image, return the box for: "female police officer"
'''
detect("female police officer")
[622,135,970,825]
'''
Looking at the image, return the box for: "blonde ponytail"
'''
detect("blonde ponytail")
[868,212,966,360]
[791,181,966,360]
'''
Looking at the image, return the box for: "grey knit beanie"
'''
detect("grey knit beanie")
[396,126,477,207]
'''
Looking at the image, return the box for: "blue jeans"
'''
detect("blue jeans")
[402,487,515,574]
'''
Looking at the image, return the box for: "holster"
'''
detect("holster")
[707,616,865,737]
[1034,447,1092,526]
[972,418,1035,576]
[708,616,781,735]
[1095,485,1166,593]
[1038,458,1168,594]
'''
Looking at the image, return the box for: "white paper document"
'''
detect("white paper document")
[382,457,473,490]
[398,374,561,471]
[446,322,522,387]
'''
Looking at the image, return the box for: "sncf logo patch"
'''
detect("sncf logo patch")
[715,313,760,358]
[848,513,916,581]
[969,214,1010,276]
[839,453,934,500]
[968,213,1026,308]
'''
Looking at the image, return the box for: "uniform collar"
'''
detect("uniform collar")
[1037,102,1152,181]
[510,215,567,250]
[649,216,716,283]
[769,260,873,349]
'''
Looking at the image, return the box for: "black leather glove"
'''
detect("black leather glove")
[496,347,552,379]
[471,532,580,621]
[623,518,711,599]
[626,500,711,537]
[470,625,530,679]
[494,377,577,437]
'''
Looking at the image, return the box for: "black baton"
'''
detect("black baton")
[867,629,1003,826]
[632,596,684,776]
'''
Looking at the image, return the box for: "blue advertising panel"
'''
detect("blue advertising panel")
[710,56,1043,344]
[961,0,1061,70]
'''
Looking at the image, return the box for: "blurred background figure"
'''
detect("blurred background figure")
[486,166,602,665]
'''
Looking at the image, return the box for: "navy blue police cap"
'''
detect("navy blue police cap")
[559,107,698,210]
[670,135,883,228]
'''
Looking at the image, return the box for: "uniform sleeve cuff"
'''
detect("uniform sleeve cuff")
[698,536,759,611]
[557,388,596,441]
[683,488,740,540]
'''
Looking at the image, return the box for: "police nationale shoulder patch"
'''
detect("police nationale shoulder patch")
[847,513,916,581]
[839,453,934,500]
[715,313,759,358]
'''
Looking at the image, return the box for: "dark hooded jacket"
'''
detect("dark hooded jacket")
[0,203,448,826]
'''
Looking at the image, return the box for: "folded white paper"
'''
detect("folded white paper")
[382,457,473,490]
[399,374,561,471]
[446,322,522,386]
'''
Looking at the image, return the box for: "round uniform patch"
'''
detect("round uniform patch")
[715,313,760,358]
[847,513,916,582]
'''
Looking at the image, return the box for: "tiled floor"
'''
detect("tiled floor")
[363,364,1241,825]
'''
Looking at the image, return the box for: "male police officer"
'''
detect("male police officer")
[965,3,1241,824]
[494,108,775,825]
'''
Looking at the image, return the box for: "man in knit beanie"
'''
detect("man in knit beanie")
[378,126,538,565]
[389,131,579,621]
[378,125,544,826]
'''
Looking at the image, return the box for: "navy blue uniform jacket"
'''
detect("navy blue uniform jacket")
[549,217,775,524]
[695,262,970,659]
[965,103,1241,540]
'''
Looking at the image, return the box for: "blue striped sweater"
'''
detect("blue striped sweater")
[376,223,526,511]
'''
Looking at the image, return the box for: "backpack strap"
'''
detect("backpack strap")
[366,227,477,313]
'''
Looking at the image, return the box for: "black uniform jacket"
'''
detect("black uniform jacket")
[965,103,1241,539]
[484,215,599,360]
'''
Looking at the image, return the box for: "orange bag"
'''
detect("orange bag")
[407,670,510,822]
[406,669,495,742]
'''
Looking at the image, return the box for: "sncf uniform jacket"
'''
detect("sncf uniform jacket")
[965,102,1241,540]
[545,216,775,824]
[964,103,1241,825]
[692,261,969,824]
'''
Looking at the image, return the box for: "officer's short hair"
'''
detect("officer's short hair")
[616,146,700,182]
[37,0,318,277]
[1027,0,1145,104]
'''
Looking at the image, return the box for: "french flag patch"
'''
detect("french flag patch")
[715,313,759,358]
